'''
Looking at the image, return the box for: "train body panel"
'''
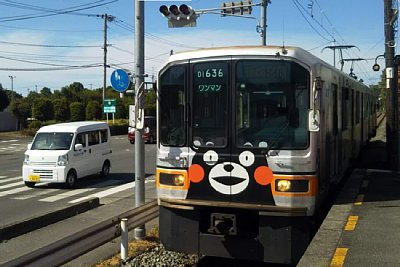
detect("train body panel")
[155,45,377,264]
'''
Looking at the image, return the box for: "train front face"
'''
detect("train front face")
[156,50,316,264]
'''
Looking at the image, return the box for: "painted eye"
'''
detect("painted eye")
[203,150,219,166]
[239,151,255,167]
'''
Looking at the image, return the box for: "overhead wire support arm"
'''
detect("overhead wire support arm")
[342,58,366,80]
[322,45,359,71]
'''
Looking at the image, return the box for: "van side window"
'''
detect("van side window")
[88,131,100,146]
[76,133,86,148]
[100,129,108,143]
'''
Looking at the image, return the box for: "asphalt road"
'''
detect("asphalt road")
[0,134,157,231]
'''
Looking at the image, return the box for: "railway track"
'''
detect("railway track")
[2,200,159,267]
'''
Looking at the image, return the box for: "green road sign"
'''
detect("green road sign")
[104,99,116,113]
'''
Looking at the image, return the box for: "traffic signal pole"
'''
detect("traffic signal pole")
[260,0,268,45]
[134,0,145,240]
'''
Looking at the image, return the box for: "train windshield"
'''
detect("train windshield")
[159,65,186,146]
[159,60,310,149]
[235,60,309,149]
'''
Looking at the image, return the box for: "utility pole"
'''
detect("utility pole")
[134,0,146,240]
[384,0,399,170]
[8,75,15,101]
[102,14,114,108]
[260,0,270,45]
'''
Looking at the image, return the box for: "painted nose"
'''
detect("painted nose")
[224,164,234,172]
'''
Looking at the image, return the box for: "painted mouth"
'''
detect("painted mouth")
[213,176,246,186]
[209,162,249,195]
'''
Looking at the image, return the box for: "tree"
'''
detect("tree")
[86,100,102,120]
[9,98,31,127]
[40,87,52,97]
[0,85,10,111]
[70,102,85,121]
[32,98,54,121]
[144,89,156,116]
[53,97,70,121]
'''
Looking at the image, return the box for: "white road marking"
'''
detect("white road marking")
[69,181,136,204]
[0,186,31,197]
[39,179,121,202]
[0,181,23,190]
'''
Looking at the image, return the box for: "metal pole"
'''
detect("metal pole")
[134,0,146,240]
[8,75,15,101]
[260,0,267,45]
[120,218,128,263]
[103,14,108,107]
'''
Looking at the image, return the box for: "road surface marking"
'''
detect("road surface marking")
[0,181,24,190]
[69,181,138,203]
[39,179,121,202]
[330,248,348,267]
[0,186,31,197]
[354,194,364,205]
[344,216,358,231]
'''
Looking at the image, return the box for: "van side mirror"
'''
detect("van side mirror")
[74,143,83,151]
[308,110,320,132]
[27,143,32,150]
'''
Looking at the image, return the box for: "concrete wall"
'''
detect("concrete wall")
[0,112,18,131]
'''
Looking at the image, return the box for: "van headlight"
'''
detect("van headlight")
[23,154,30,165]
[57,154,68,166]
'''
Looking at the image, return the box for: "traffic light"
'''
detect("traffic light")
[159,4,197,28]
[221,0,253,15]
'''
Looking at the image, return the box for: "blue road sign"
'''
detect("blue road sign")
[110,69,130,92]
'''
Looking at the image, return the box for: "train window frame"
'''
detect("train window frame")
[234,59,310,150]
[158,64,187,147]
[191,61,229,148]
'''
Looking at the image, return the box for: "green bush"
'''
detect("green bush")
[28,120,42,129]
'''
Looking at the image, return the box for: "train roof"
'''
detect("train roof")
[164,45,370,89]
[167,45,327,67]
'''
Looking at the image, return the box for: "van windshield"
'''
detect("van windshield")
[31,132,74,150]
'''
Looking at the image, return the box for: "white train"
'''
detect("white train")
[155,46,377,264]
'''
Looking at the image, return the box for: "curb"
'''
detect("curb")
[297,169,365,267]
[0,197,100,241]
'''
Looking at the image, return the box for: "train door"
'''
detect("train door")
[332,84,339,180]
[188,60,232,202]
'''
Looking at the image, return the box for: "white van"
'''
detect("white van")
[23,121,112,188]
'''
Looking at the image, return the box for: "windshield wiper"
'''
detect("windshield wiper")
[261,121,289,156]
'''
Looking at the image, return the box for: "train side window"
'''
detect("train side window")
[342,87,348,130]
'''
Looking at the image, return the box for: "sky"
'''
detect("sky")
[0,0,388,97]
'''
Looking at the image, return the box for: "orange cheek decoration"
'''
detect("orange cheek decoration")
[254,166,273,186]
[188,164,205,183]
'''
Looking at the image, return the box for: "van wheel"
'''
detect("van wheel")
[101,161,110,177]
[66,171,77,188]
[25,181,36,188]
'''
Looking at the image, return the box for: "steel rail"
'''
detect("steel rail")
[2,199,159,267]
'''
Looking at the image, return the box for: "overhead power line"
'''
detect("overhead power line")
[0,0,118,22]
[0,40,101,48]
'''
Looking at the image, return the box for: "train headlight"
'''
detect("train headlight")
[173,174,185,186]
[158,171,187,187]
[275,179,310,193]
[277,180,291,192]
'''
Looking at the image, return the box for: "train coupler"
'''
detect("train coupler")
[208,213,237,235]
